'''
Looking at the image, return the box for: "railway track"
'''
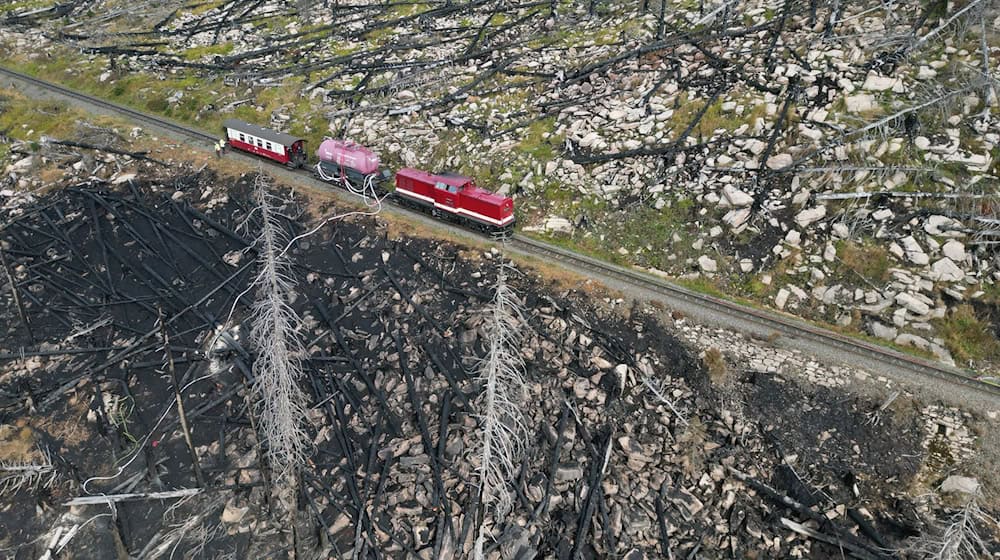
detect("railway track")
[2,64,999,409]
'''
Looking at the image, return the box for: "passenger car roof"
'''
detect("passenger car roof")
[223,119,302,148]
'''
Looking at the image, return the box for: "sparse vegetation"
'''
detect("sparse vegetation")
[934,305,1000,363]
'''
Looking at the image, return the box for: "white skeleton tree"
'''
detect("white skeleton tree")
[473,250,529,560]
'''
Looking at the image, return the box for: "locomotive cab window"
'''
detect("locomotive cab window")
[256,139,262,147]
[435,182,448,191]
[239,133,245,142]
[266,142,272,151]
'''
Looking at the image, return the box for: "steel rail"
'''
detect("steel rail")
[512,236,1000,398]
[2,64,998,403]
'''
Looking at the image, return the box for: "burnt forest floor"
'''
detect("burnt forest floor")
[0,166,998,558]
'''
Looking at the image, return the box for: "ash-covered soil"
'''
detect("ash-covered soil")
[0,170,995,559]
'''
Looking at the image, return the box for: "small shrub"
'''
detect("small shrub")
[145,97,168,113]
[703,347,730,385]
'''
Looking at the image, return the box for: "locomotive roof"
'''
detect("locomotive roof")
[397,167,471,187]
[223,119,302,147]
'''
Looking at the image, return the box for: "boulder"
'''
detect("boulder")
[766,153,793,170]
[930,257,964,282]
[869,321,897,341]
[940,475,980,496]
[698,255,718,273]
[845,94,876,113]
[723,208,751,229]
[862,74,902,92]
[775,288,790,310]
[941,240,966,261]
[895,292,930,315]
[544,216,574,234]
[795,206,826,228]
[924,215,959,236]
[900,236,929,265]
[721,185,753,207]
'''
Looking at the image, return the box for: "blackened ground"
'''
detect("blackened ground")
[0,169,989,559]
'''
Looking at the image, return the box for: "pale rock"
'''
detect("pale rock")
[869,321,897,341]
[916,66,937,80]
[895,292,930,315]
[766,153,793,170]
[940,475,980,495]
[720,185,754,207]
[580,132,600,148]
[862,74,899,92]
[739,259,754,272]
[608,109,627,121]
[222,501,249,524]
[792,190,811,206]
[723,208,751,229]
[746,139,767,155]
[845,94,876,113]
[795,206,826,227]
[941,240,966,261]
[785,230,801,246]
[8,156,33,173]
[900,236,929,265]
[832,223,850,238]
[789,285,808,300]
[871,208,893,221]
[698,255,718,273]
[775,288,790,310]
[823,243,837,261]
[924,215,958,236]
[914,136,931,150]
[544,216,574,234]
[112,173,137,185]
[545,161,559,175]
[930,257,964,282]
[894,333,930,350]
[709,226,723,237]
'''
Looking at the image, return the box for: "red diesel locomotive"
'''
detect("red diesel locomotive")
[222,119,515,233]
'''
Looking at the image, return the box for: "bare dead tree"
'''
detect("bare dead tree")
[903,493,999,560]
[246,172,309,480]
[473,251,528,560]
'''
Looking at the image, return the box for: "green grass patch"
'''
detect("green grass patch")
[182,43,234,61]
[518,117,559,160]
[0,90,80,141]
[0,0,52,15]
[835,240,891,283]
[933,304,1000,362]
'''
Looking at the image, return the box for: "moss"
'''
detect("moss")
[933,304,1000,363]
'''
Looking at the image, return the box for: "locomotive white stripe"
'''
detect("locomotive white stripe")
[394,187,514,226]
